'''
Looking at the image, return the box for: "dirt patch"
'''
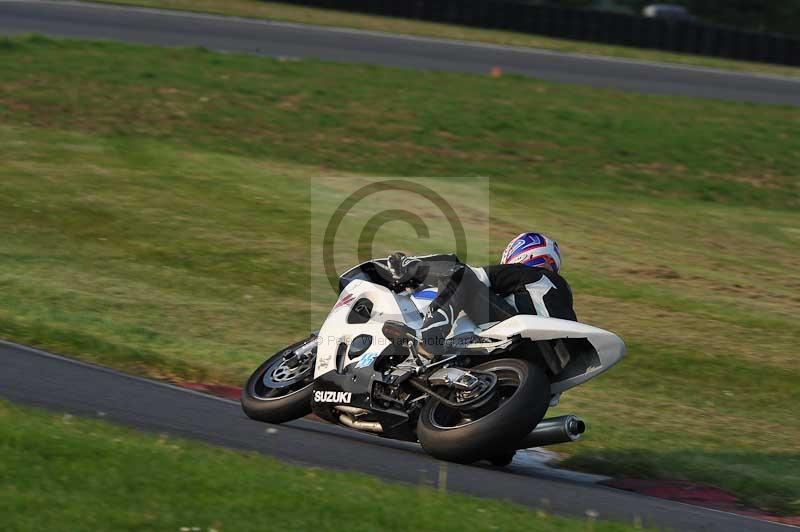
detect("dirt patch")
[622,266,681,280]
[276,92,308,110]
[176,381,241,401]
[606,478,800,526]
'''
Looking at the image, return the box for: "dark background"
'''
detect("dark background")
[549,0,800,37]
[271,0,800,66]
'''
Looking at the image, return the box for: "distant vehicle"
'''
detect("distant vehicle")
[642,3,695,21]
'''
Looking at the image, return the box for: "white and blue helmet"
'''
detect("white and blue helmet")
[500,232,562,273]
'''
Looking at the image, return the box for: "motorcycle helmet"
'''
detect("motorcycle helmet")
[500,232,561,273]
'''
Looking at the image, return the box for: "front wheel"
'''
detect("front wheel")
[417,358,550,464]
[241,335,316,424]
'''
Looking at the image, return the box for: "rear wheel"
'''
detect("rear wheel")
[417,358,550,464]
[487,452,516,467]
[241,335,316,424]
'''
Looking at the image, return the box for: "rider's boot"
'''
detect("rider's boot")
[418,303,454,360]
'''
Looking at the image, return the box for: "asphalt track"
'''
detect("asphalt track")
[2,0,800,105]
[1,340,795,531]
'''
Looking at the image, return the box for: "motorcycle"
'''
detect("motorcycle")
[241,258,625,465]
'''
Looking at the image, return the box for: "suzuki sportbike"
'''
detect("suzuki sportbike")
[241,258,625,464]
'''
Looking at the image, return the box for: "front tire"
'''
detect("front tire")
[241,336,316,424]
[417,358,550,464]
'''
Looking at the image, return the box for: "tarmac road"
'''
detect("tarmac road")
[0,340,793,531]
[1,0,800,105]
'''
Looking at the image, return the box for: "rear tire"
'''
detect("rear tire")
[241,336,315,424]
[417,358,550,464]
[487,452,516,467]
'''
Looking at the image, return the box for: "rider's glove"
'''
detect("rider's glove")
[387,252,422,289]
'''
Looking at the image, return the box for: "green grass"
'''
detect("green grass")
[0,401,647,532]
[77,0,800,79]
[0,35,799,514]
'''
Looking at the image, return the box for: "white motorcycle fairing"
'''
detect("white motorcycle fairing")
[478,315,625,394]
[313,277,624,395]
[314,278,425,379]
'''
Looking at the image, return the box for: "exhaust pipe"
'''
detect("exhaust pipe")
[517,415,585,449]
[335,406,383,433]
[338,414,383,433]
[335,406,370,416]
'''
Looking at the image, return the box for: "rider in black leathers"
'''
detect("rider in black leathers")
[385,232,576,359]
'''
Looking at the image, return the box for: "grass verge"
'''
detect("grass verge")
[0,400,646,531]
[0,35,799,514]
[78,0,800,78]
